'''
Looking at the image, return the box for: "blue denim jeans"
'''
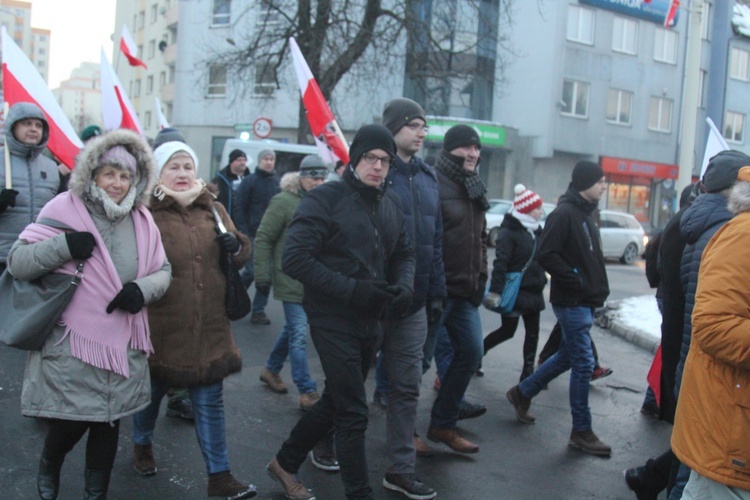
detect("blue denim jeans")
[266,302,316,394]
[429,297,483,429]
[433,324,452,383]
[133,378,230,475]
[518,306,596,431]
[239,240,270,313]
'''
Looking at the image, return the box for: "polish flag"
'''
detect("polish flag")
[289,37,349,165]
[646,345,662,407]
[154,96,169,129]
[120,25,147,69]
[664,0,680,28]
[1,27,83,168]
[100,48,143,135]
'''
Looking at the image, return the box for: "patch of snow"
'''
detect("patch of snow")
[610,295,661,343]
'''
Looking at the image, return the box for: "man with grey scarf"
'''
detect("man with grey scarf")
[426,125,489,454]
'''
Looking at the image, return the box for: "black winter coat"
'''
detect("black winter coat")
[674,193,732,398]
[538,187,609,308]
[282,168,415,338]
[232,168,280,238]
[211,165,249,216]
[488,214,547,313]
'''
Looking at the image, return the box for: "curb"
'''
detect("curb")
[596,301,660,354]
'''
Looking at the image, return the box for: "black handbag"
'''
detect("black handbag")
[0,261,84,350]
[211,205,252,321]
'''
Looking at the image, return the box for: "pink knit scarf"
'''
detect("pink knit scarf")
[19,192,165,378]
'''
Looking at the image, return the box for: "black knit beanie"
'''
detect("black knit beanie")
[382,98,426,135]
[443,124,481,152]
[571,161,604,191]
[702,150,750,193]
[348,124,396,167]
[228,149,247,163]
[153,127,186,150]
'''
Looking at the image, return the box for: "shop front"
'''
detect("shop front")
[600,156,679,232]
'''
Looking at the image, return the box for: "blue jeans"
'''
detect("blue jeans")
[433,324,452,383]
[240,240,270,313]
[266,302,316,394]
[429,297,483,429]
[518,306,596,431]
[133,378,230,475]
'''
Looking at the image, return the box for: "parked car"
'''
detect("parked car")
[598,209,648,265]
[485,199,556,247]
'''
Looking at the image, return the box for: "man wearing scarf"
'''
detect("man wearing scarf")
[426,125,488,454]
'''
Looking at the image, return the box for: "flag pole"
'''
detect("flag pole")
[4,101,11,189]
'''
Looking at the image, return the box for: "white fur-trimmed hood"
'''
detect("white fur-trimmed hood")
[729,181,750,214]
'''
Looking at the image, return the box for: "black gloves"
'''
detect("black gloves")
[255,282,271,297]
[0,188,19,210]
[351,280,394,310]
[106,283,145,314]
[65,232,96,260]
[215,232,240,254]
[427,298,445,326]
[386,284,413,319]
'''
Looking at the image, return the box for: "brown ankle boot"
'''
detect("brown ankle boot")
[132,443,157,476]
[207,470,257,499]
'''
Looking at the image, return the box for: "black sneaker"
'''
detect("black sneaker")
[458,400,487,420]
[166,397,194,420]
[640,400,660,420]
[569,429,612,457]
[309,436,339,472]
[250,311,271,325]
[383,473,436,500]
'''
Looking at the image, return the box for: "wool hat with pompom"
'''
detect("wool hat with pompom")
[513,184,543,214]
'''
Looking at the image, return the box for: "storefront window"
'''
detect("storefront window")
[605,174,652,229]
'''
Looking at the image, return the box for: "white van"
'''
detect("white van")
[220,139,321,177]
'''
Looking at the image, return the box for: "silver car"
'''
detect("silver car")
[598,210,648,265]
[485,200,556,247]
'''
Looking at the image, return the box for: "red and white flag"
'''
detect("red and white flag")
[154,96,169,129]
[1,27,83,168]
[289,37,349,165]
[120,25,147,69]
[100,48,143,135]
[664,0,680,28]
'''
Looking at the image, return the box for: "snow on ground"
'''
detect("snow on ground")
[609,295,661,343]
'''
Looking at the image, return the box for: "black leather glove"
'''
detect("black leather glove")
[106,283,145,314]
[386,284,413,319]
[427,298,444,326]
[215,232,240,254]
[351,280,394,310]
[65,232,96,260]
[255,282,271,297]
[0,188,19,209]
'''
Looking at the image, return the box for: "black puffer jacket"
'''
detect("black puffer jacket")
[282,168,415,338]
[232,168,280,238]
[538,186,609,308]
[488,213,547,313]
[674,193,733,398]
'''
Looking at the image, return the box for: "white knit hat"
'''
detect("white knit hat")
[153,141,199,176]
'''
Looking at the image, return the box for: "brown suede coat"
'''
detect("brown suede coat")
[147,188,250,386]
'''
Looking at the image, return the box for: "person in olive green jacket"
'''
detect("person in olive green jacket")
[254,155,328,410]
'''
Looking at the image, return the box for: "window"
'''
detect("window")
[145,111,152,129]
[254,63,276,96]
[207,64,227,96]
[150,4,158,23]
[606,89,632,125]
[257,0,280,25]
[148,40,155,59]
[699,70,707,108]
[134,79,141,97]
[139,11,145,29]
[38,47,46,55]
[212,0,231,26]
[701,1,711,41]
[567,5,595,45]
[147,75,154,94]
[648,97,672,133]
[612,16,638,55]
[561,80,589,118]
[168,65,175,84]
[730,48,749,81]
[724,111,744,143]
[654,28,677,64]
[159,71,166,89]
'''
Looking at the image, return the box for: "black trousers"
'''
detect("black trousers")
[43,419,120,470]
[276,325,379,500]
[483,312,541,379]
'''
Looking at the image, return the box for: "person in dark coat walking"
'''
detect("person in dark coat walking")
[483,184,547,381]
[266,125,415,500]
[211,149,250,216]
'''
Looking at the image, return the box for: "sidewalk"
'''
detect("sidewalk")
[598,295,661,354]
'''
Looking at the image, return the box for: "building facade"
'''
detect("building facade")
[52,62,102,135]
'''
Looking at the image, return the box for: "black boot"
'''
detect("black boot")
[84,468,111,500]
[520,330,539,382]
[37,450,64,500]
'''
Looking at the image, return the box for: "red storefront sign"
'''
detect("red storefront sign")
[601,156,678,179]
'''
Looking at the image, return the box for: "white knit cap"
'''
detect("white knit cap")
[153,141,199,175]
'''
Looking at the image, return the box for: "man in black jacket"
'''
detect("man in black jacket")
[506,160,612,457]
[210,149,249,216]
[267,124,415,500]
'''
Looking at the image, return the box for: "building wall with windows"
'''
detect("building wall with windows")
[52,62,102,136]
[0,0,50,83]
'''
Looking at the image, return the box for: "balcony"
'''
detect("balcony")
[161,83,174,103]
[164,43,177,65]
[165,5,179,28]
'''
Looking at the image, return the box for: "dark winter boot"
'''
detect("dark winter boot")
[37,449,64,500]
[520,330,539,382]
[207,470,257,499]
[84,467,111,500]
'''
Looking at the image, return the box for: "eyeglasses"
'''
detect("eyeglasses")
[361,153,394,167]
[405,123,429,133]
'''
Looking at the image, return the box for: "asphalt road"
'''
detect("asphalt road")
[0,261,669,499]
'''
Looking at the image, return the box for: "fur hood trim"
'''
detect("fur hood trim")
[729,181,750,214]
[69,129,157,205]
[280,171,301,195]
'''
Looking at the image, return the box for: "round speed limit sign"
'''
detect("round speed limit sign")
[253,117,273,139]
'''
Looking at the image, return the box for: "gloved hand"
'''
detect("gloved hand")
[215,232,240,254]
[351,280,394,310]
[106,283,145,314]
[255,282,271,297]
[483,292,501,310]
[0,188,19,209]
[386,284,413,319]
[65,232,96,260]
[427,298,444,326]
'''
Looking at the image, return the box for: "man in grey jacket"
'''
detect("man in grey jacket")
[0,102,62,273]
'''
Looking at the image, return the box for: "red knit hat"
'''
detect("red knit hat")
[513,184,542,214]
